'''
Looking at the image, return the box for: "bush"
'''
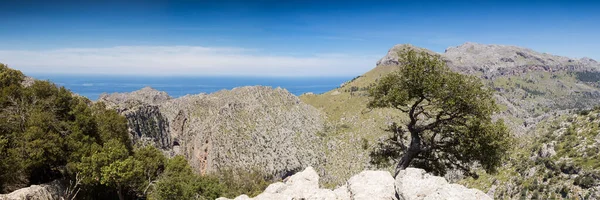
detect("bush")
[217,168,273,198]
[574,174,595,189]
[149,156,223,200]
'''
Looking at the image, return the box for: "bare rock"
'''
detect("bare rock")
[347,171,396,200]
[0,180,64,200]
[443,42,600,78]
[538,142,557,158]
[219,167,487,200]
[98,86,326,178]
[395,168,491,200]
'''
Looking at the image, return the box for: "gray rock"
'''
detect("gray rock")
[442,42,600,78]
[346,171,396,200]
[538,142,557,158]
[377,42,600,79]
[220,167,342,200]
[98,86,326,178]
[219,167,487,200]
[0,180,64,200]
[395,168,491,200]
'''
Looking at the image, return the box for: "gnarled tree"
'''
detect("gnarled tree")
[368,50,511,177]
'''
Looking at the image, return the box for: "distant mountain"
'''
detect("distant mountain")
[300,42,600,186]
[98,86,326,179]
[98,43,600,196]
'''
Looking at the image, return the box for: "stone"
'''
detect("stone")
[538,142,557,158]
[395,168,491,200]
[218,167,488,200]
[98,86,326,178]
[0,180,64,200]
[347,171,396,200]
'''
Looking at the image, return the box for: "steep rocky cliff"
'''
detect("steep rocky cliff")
[98,86,326,178]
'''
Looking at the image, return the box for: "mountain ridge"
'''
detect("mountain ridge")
[87,42,600,193]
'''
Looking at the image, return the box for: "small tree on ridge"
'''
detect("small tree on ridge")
[368,50,511,177]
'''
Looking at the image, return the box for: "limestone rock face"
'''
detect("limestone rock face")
[99,87,172,151]
[376,42,600,79]
[98,86,325,178]
[395,168,491,200]
[443,42,600,78]
[346,171,396,200]
[0,180,64,200]
[219,167,488,200]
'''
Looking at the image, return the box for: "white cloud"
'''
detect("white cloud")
[0,46,378,76]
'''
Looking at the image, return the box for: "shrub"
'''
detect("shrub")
[574,174,595,189]
[217,168,273,198]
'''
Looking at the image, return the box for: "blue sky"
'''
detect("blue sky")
[0,0,598,76]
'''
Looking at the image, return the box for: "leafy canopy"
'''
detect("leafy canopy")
[368,50,512,176]
[0,64,223,199]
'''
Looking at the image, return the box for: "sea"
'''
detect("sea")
[29,74,353,101]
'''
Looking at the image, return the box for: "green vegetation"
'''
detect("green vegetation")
[216,168,272,198]
[0,64,223,199]
[462,107,600,199]
[367,50,512,177]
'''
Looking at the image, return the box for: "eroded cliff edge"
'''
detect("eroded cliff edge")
[98,86,326,178]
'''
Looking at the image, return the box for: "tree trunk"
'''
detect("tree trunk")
[117,188,125,200]
[394,132,421,177]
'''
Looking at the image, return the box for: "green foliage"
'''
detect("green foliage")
[217,167,272,198]
[574,174,595,189]
[149,156,223,200]
[575,71,600,82]
[0,65,221,200]
[368,50,512,176]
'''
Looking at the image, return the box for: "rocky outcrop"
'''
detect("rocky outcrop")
[395,168,491,200]
[218,167,488,200]
[99,87,172,150]
[377,42,600,79]
[443,42,600,78]
[98,86,325,178]
[0,180,64,200]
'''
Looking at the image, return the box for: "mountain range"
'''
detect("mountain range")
[3,42,599,199]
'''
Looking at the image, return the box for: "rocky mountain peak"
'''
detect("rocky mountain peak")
[98,86,172,107]
[378,42,600,79]
[376,44,438,66]
[97,85,325,178]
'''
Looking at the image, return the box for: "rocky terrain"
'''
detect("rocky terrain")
[301,42,600,187]
[217,167,489,200]
[375,43,600,134]
[462,108,600,199]
[98,86,326,178]
[92,42,600,199]
[0,180,64,200]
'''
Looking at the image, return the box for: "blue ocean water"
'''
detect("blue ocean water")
[29,74,352,100]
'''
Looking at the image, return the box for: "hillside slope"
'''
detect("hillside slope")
[98,86,326,179]
[462,108,600,199]
[300,42,600,185]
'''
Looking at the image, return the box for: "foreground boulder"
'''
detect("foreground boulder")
[218,167,488,200]
[395,168,491,200]
[0,180,64,200]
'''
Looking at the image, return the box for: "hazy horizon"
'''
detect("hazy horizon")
[1,0,599,76]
